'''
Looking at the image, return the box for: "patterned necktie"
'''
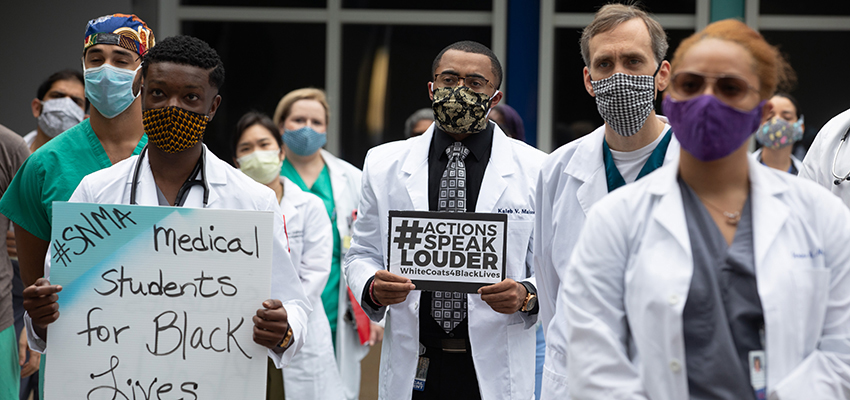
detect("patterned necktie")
[433,142,469,332]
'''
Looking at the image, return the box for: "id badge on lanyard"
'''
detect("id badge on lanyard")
[750,326,767,399]
[413,343,428,391]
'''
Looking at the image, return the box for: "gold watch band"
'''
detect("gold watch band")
[278,326,294,349]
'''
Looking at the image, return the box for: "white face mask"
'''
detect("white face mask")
[237,150,282,185]
[38,97,85,137]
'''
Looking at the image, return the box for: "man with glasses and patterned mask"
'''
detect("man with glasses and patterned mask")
[345,40,545,399]
[534,4,680,398]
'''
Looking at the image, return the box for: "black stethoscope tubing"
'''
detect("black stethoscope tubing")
[130,145,209,206]
[832,124,850,185]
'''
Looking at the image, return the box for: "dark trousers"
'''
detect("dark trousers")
[413,292,481,400]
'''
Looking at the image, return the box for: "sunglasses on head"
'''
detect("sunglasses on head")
[670,72,759,103]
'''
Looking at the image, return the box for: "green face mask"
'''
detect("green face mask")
[431,86,497,134]
[237,150,282,185]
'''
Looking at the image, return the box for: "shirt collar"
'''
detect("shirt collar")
[431,121,494,162]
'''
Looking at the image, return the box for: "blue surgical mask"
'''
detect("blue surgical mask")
[282,126,327,156]
[84,63,140,119]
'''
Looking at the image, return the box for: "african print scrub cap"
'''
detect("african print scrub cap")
[84,14,155,56]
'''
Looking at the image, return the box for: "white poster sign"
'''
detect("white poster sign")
[387,211,507,293]
[45,202,272,399]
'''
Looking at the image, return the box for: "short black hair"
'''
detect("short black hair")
[37,70,83,100]
[232,111,281,158]
[773,92,802,119]
[432,41,502,90]
[141,35,225,89]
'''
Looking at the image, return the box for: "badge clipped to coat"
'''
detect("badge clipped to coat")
[749,350,766,399]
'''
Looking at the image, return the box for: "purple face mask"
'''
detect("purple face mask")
[662,94,765,162]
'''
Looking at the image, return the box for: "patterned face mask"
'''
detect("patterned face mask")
[591,70,658,137]
[143,106,209,153]
[754,115,804,149]
[432,85,498,134]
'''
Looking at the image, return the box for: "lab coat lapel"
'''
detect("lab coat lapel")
[401,127,432,211]
[749,159,790,271]
[124,153,158,206]
[567,127,608,215]
[203,147,223,208]
[476,126,512,212]
[647,163,692,255]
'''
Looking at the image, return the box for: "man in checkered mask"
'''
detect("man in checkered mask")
[534,4,682,399]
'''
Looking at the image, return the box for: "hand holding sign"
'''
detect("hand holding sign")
[22,278,63,336]
[373,270,416,306]
[478,278,527,314]
[253,299,289,349]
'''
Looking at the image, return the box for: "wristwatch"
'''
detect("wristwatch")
[277,325,294,349]
[519,282,537,313]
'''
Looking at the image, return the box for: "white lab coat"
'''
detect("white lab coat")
[344,123,543,400]
[279,177,345,399]
[565,157,850,400]
[752,148,803,174]
[534,120,678,399]
[320,149,373,400]
[28,146,312,368]
[800,107,850,205]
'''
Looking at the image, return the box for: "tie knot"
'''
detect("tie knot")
[446,142,469,160]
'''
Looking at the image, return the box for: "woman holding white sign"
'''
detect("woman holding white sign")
[565,20,850,399]
[233,111,344,399]
[273,88,380,400]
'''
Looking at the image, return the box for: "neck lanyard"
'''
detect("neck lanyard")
[130,145,209,206]
[602,128,673,192]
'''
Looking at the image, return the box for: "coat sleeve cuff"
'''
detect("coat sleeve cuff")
[24,311,47,354]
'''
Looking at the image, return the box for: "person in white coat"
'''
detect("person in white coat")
[799,107,850,205]
[566,20,850,399]
[273,88,378,400]
[534,5,677,398]
[232,111,344,399]
[751,93,804,175]
[345,41,544,400]
[22,36,310,370]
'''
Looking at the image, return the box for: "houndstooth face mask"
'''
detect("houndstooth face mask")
[591,71,658,137]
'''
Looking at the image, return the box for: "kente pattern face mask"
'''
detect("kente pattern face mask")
[663,94,765,162]
[143,106,209,154]
[84,63,140,119]
[282,126,327,156]
[238,150,282,184]
[432,86,497,134]
[754,115,804,149]
[38,97,85,138]
[591,72,658,137]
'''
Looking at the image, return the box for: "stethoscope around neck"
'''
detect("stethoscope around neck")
[130,145,210,206]
[832,124,850,185]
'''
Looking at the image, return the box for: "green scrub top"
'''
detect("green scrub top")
[281,159,341,348]
[0,119,148,241]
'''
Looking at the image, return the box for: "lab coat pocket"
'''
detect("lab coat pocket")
[791,266,830,352]
[506,218,533,281]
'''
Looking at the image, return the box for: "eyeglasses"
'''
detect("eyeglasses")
[670,72,759,103]
[434,73,494,91]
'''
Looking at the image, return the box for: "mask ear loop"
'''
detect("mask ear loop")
[652,60,664,77]
[484,90,500,119]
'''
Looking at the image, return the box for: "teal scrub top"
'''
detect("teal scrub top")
[281,159,341,347]
[0,119,148,241]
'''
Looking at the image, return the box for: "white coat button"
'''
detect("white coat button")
[670,359,681,373]
[668,294,679,305]
[414,301,419,310]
